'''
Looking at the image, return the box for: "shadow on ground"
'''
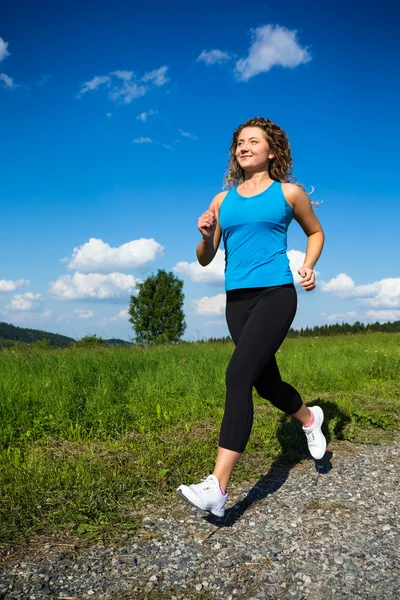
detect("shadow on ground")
[203,399,350,527]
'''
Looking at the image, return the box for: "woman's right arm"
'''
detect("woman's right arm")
[196,192,225,266]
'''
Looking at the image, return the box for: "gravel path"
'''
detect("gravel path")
[1,436,399,600]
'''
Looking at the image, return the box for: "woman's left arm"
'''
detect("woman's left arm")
[282,183,325,292]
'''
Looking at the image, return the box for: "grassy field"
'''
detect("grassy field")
[0,332,399,547]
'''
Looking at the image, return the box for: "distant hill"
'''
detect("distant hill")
[0,322,75,347]
[0,322,133,348]
[101,338,134,347]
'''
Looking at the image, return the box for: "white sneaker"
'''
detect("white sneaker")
[176,474,228,517]
[302,405,327,460]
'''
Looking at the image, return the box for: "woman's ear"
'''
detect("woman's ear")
[268,153,275,159]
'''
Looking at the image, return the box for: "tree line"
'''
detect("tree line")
[198,317,400,344]
[286,320,400,337]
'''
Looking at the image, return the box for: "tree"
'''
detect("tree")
[75,334,106,347]
[128,269,186,345]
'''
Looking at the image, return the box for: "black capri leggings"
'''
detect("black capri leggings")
[219,283,303,453]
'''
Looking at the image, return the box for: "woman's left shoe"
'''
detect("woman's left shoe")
[176,474,228,517]
[302,405,327,460]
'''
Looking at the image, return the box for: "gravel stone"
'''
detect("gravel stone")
[1,436,399,599]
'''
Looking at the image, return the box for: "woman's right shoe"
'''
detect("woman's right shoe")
[176,474,228,517]
[302,405,327,460]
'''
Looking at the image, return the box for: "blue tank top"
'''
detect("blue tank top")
[219,181,294,291]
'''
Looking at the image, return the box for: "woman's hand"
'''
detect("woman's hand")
[198,203,217,241]
[298,266,316,292]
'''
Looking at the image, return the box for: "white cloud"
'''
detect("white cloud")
[133,137,153,144]
[320,274,400,308]
[101,308,130,323]
[351,279,400,308]
[204,320,226,326]
[132,137,174,149]
[235,24,311,81]
[49,272,141,300]
[319,273,355,295]
[106,112,112,118]
[366,309,400,321]
[0,38,9,63]
[65,237,163,274]
[193,294,226,316]
[74,309,94,319]
[76,75,111,97]
[136,109,158,122]
[0,39,19,91]
[197,49,232,65]
[141,66,169,87]
[174,249,225,285]
[10,292,42,311]
[109,81,147,104]
[0,73,16,89]
[111,70,133,81]
[327,311,357,321]
[179,128,198,141]
[0,279,30,292]
[77,66,168,104]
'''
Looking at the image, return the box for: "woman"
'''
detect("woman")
[176,116,326,518]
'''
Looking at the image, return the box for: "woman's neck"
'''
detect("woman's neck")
[240,171,273,190]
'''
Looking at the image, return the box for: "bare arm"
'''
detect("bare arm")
[282,183,325,292]
[282,183,325,269]
[196,191,227,266]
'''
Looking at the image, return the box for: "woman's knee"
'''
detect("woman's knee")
[225,361,252,390]
[256,381,303,414]
[254,379,282,401]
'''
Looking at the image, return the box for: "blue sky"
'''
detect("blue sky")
[1,0,399,342]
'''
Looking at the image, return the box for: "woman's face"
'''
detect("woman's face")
[235,126,274,171]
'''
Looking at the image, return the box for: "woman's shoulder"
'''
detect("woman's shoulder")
[281,182,304,209]
[211,189,230,212]
[281,182,299,194]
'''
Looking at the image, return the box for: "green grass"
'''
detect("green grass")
[0,332,399,546]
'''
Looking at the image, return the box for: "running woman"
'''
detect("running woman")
[176,117,326,518]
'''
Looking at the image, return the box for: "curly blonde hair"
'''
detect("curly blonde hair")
[223,116,305,191]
